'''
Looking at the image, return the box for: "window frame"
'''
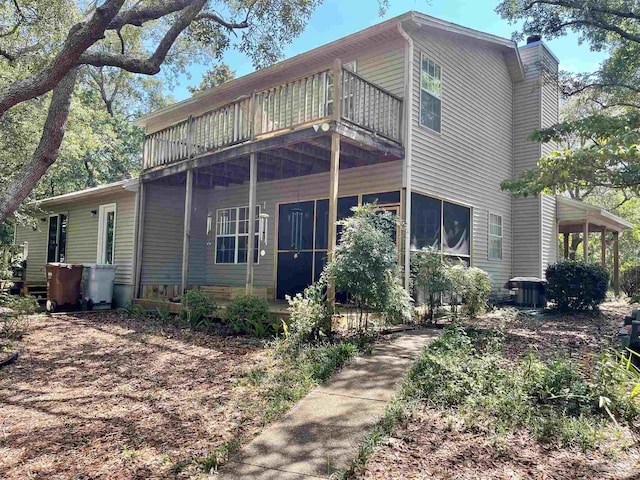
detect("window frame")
[97,203,117,264]
[47,212,68,263]
[410,192,472,263]
[488,212,503,261]
[419,53,442,133]
[214,205,261,265]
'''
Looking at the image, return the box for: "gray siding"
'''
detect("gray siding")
[14,189,137,298]
[408,29,514,292]
[139,162,403,290]
[512,43,559,277]
[204,161,403,288]
[140,183,184,285]
[356,48,405,97]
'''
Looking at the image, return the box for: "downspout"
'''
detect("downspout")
[398,21,414,290]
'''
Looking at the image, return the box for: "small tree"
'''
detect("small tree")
[411,248,451,322]
[322,204,412,330]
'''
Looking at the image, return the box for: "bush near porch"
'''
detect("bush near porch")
[546,260,609,311]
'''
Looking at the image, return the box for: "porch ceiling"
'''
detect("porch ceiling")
[142,121,404,188]
[557,196,632,234]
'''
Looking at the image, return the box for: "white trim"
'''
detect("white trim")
[419,53,442,132]
[214,205,261,265]
[46,212,68,263]
[97,203,117,264]
[488,212,503,261]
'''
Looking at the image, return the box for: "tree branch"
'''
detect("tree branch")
[79,0,206,75]
[0,67,79,223]
[0,0,126,118]
[524,0,640,22]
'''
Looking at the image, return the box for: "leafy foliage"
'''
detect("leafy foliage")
[180,289,217,330]
[501,113,640,197]
[411,248,451,321]
[403,326,607,450]
[222,294,274,337]
[621,265,640,297]
[322,204,412,330]
[283,282,332,353]
[463,267,493,317]
[545,261,610,312]
[188,64,235,94]
[497,0,640,200]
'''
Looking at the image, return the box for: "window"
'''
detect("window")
[420,56,441,132]
[410,192,471,262]
[97,203,116,264]
[215,206,260,264]
[47,213,67,263]
[489,213,503,260]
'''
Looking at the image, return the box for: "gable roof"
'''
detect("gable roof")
[135,11,523,132]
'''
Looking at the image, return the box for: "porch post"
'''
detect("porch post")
[583,221,589,262]
[613,230,620,296]
[563,232,569,259]
[601,229,607,267]
[246,153,257,295]
[181,169,193,294]
[134,181,146,298]
[327,132,341,303]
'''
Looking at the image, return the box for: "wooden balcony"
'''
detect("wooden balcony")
[142,64,403,172]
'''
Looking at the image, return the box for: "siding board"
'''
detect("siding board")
[408,30,514,292]
[14,189,137,287]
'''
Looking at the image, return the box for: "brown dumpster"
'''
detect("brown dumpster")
[45,263,83,312]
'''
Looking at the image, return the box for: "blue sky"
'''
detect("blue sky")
[169,0,607,101]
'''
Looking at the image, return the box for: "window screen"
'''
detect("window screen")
[443,201,470,256]
[410,193,441,250]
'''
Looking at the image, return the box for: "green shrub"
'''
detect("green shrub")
[545,261,609,312]
[181,289,217,330]
[322,204,412,330]
[284,283,332,351]
[0,294,38,341]
[223,294,272,336]
[621,266,640,298]
[464,267,492,317]
[402,326,605,449]
[410,247,451,321]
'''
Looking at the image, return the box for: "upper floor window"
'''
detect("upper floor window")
[420,56,441,132]
[488,213,503,260]
[215,206,260,264]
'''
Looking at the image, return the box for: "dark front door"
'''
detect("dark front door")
[277,201,315,299]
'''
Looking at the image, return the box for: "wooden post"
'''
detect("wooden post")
[134,181,146,298]
[246,153,257,295]
[583,222,589,262]
[327,132,341,304]
[181,169,193,294]
[601,229,607,267]
[333,58,342,121]
[563,232,569,259]
[613,230,620,297]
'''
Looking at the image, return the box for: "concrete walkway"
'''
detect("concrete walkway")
[218,329,438,479]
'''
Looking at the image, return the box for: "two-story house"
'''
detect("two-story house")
[15,11,630,306]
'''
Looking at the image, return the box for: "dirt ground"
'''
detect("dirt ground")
[0,311,269,479]
[360,301,640,480]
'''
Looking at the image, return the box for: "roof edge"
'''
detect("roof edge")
[33,179,139,206]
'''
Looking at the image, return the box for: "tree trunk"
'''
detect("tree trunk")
[0,68,79,223]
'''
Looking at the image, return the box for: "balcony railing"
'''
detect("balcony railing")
[142,66,403,170]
